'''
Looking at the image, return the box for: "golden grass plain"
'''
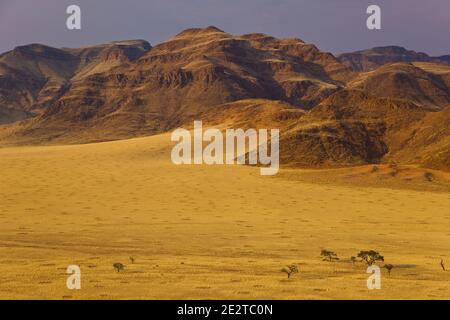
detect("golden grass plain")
[0,132,449,299]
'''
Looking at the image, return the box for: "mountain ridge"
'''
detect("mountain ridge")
[338,45,450,72]
[0,27,449,171]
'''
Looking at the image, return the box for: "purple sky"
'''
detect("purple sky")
[1,0,449,56]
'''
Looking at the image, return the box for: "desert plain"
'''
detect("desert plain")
[0,132,449,299]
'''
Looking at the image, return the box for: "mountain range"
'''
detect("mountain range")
[0,26,449,170]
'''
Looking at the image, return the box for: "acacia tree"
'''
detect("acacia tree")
[321,250,339,262]
[113,262,125,272]
[384,264,394,276]
[357,250,384,266]
[281,264,299,279]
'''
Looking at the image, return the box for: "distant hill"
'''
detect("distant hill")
[338,46,450,72]
[0,40,151,124]
[347,62,450,108]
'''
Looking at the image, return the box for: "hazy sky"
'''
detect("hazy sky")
[1,0,449,55]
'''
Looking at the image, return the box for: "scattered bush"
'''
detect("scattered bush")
[281,264,299,278]
[424,172,434,182]
[357,250,384,266]
[113,262,125,272]
[384,264,394,276]
[129,256,135,264]
[350,256,357,264]
[321,250,339,262]
[441,259,446,271]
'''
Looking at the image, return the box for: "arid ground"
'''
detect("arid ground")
[1,132,449,299]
